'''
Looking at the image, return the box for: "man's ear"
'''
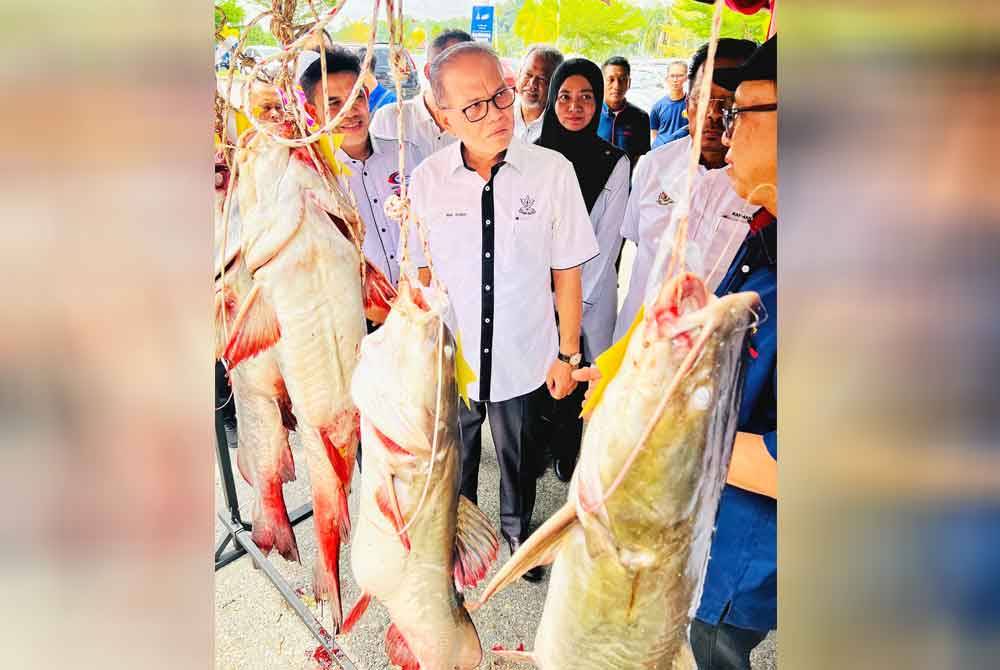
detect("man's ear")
[423,62,431,81]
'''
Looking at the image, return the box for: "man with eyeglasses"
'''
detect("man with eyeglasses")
[692,33,778,670]
[615,38,759,340]
[513,44,564,143]
[402,41,599,582]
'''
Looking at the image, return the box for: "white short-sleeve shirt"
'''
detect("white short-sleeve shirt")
[369,94,456,164]
[336,135,424,286]
[614,135,756,340]
[403,138,599,402]
[513,100,544,144]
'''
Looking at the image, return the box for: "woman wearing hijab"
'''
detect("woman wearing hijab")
[535,58,630,481]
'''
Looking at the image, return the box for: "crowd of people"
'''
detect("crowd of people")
[223,28,777,670]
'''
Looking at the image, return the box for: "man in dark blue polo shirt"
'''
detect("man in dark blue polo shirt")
[597,56,650,169]
[690,34,778,670]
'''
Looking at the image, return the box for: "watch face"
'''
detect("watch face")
[570,353,582,366]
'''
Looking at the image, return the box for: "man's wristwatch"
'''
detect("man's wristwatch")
[558,351,583,368]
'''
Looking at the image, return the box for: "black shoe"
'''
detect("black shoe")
[507,537,544,582]
[554,456,575,483]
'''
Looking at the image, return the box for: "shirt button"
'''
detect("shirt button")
[484,186,491,192]
[484,317,490,323]
[741,264,750,273]
[390,254,394,259]
[485,252,491,258]
[483,348,490,354]
[373,198,378,203]
[485,219,491,225]
[363,171,368,176]
[381,228,386,232]
[485,284,491,291]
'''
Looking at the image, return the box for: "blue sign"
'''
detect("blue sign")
[470,5,494,43]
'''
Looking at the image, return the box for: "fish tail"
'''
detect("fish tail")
[251,476,300,563]
[312,491,345,632]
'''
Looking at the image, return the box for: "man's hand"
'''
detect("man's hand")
[571,366,602,417]
[546,359,578,399]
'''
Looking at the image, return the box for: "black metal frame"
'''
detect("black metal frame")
[214,402,358,669]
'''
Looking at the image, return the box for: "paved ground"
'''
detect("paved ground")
[214,427,775,669]
[215,243,775,669]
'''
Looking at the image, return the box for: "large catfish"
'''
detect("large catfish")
[214,159,299,562]
[346,279,499,670]
[474,272,760,669]
[225,132,366,631]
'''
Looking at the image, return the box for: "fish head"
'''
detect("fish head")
[644,272,762,436]
[351,279,458,459]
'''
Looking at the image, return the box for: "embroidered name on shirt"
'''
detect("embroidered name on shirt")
[723,210,753,223]
[518,195,536,216]
[657,191,675,206]
[445,211,468,218]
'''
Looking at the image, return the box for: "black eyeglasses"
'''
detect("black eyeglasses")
[442,86,516,123]
[722,103,777,136]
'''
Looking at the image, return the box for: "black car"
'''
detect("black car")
[355,43,420,101]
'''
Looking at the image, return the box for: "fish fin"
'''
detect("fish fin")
[276,384,297,432]
[250,478,300,563]
[320,428,354,543]
[371,424,414,458]
[363,258,397,314]
[375,476,411,552]
[490,645,537,666]
[341,592,371,634]
[453,496,499,590]
[471,502,577,609]
[385,623,421,670]
[277,440,296,484]
[312,496,344,632]
[223,284,280,367]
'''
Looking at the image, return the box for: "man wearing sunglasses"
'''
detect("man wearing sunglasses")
[691,34,778,670]
[402,41,599,582]
[615,38,759,340]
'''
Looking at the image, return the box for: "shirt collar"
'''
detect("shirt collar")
[335,134,386,165]
[447,137,525,176]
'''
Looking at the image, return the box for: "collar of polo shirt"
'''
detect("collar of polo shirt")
[446,137,528,177]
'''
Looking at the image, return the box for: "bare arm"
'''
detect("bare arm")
[726,432,777,499]
[547,267,583,399]
[417,267,431,286]
[650,129,658,144]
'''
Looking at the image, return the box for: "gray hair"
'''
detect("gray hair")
[521,44,564,76]
[429,41,503,108]
[667,58,689,73]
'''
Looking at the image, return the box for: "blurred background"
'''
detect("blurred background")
[1,0,998,668]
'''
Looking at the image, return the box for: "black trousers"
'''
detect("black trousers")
[691,618,769,670]
[459,384,549,543]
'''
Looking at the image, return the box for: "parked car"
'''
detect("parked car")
[350,43,421,101]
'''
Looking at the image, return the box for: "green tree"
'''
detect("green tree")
[513,0,645,62]
[668,0,770,43]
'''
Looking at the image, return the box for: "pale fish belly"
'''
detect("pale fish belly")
[535,526,689,670]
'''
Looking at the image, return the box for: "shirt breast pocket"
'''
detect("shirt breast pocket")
[502,213,550,274]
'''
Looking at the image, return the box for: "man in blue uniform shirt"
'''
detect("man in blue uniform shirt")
[689,34,778,670]
[649,59,689,145]
[574,34,778,670]
[597,56,650,169]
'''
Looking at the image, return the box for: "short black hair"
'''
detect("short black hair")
[689,38,758,90]
[602,56,630,77]
[299,47,361,103]
[430,29,473,57]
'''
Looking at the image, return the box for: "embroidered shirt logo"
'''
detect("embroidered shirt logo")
[387,171,409,196]
[518,195,536,216]
[656,191,675,206]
